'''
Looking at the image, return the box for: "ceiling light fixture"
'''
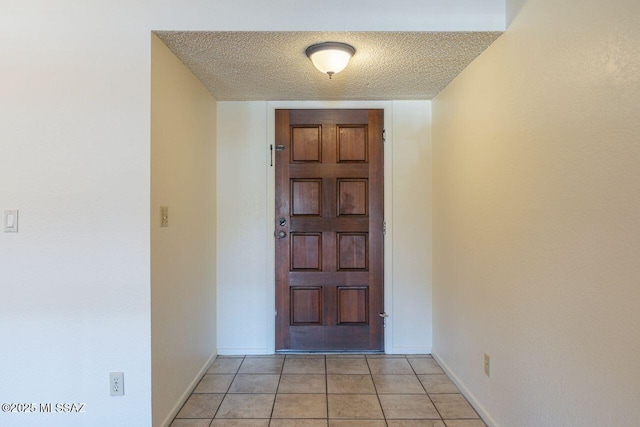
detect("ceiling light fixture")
[305,42,356,79]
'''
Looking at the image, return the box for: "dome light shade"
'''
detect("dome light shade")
[306,42,356,79]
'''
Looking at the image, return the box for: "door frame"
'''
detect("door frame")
[266,101,394,354]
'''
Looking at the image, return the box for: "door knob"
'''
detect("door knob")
[278,231,287,239]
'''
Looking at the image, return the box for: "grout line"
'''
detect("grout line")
[267,356,283,426]
[212,355,245,421]
[365,354,388,427]
[171,356,236,424]
[325,355,329,425]
[408,355,446,422]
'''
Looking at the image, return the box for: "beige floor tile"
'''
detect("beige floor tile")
[283,357,326,374]
[327,375,375,394]
[444,420,487,427]
[208,357,244,374]
[215,394,275,419]
[176,394,224,419]
[170,419,212,427]
[228,374,280,393]
[327,394,384,419]
[194,375,235,393]
[367,357,414,374]
[419,374,459,394]
[271,420,328,427]
[379,394,440,419]
[210,420,270,427]
[278,374,326,393]
[172,354,487,427]
[272,393,327,418]
[326,358,370,374]
[329,421,386,427]
[387,421,447,427]
[430,394,479,419]
[239,357,284,374]
[372,374,426,394]
[408,358,444,375]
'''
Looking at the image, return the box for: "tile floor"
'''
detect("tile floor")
[171,354,486,427]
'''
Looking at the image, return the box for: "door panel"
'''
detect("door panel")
[275,109,384,351]
[337,179,368,216]
[337,233,368,271]
[290,233,322,271]
[291,179,322,216]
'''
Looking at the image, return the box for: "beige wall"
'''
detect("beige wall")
[151,34,217,427]
[432,0,640,426]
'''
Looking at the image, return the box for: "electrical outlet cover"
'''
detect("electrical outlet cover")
[110,372,124,396]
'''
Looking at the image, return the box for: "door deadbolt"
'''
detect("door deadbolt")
[278,217,287,227]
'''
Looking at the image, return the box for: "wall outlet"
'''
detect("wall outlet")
[110,372,124,396]
[160,206,169,227]
[484,353,491,377]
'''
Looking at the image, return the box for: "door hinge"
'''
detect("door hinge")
[382,129,386,143]
[383,221,387,235]
[275,310,278,317]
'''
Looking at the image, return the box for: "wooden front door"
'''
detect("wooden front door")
[275,109,384,351]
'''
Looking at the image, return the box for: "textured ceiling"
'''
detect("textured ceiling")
[155,31,502,101]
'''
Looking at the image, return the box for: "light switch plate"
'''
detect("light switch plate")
[484,353,491,377]
[4,210,18,232]
[160,206,169,227]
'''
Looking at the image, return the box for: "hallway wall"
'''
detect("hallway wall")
[216,101,433,355]
[432,0,640,425]
[150,34,217,427]
[0,3,155,426]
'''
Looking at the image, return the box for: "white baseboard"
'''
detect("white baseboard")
[159,351,217,427]
[218,347,433,355]
[217,348,270,355]
[431,350,498,427]
[390,346,432,355]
